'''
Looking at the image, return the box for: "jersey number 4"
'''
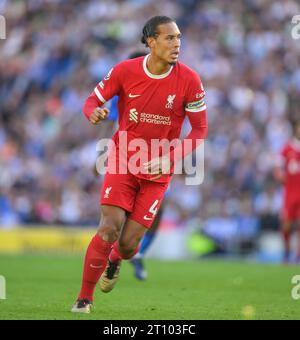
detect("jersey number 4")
[149,200,159,216]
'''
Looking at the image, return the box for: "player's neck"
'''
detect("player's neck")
[147,54,172,75]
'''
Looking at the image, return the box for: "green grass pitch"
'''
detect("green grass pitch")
[0,254,299,320]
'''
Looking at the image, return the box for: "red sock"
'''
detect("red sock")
[78,234,113,302]
[109,241,140,263]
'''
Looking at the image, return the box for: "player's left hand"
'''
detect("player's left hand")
[143,156,173,181]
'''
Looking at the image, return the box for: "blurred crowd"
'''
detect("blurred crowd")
[0,0,299,244]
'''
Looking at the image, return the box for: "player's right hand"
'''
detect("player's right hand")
[89,107,110,125]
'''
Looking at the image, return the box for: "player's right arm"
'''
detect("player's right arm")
[83,64,123,125]
[84,98,110,125]
[169,70,208,164]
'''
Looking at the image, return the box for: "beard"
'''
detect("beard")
[168,61,177,66]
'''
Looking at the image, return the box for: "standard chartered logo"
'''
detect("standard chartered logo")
[129,108,138,123]
[141,112,171,125]
[0,275,6,300]
[129,108,171,125]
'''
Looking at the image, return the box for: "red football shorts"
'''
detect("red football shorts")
[282,194,300,222]
[100,172,170,228]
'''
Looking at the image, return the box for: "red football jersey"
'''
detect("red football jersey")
[85,54,207,182]
[280,139,300,198]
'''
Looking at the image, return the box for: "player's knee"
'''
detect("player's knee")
[98,218,121,243]
[118,239,139,259]
[98,225,119,243]
[118,245,135,259]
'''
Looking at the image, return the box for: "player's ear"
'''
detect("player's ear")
[147,37,156,49]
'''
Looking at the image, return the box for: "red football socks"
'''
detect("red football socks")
[78,234,113,302]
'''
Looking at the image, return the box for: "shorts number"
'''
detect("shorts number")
[149,200,159,216]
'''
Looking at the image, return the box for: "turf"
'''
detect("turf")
[0,254,299,320]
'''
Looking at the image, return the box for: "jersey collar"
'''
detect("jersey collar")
[142,54,174,79]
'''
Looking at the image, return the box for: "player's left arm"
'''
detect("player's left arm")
[170,105,208,164]
[170,71,208,164]
[144,72,208,179]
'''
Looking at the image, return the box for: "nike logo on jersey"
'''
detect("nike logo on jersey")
[143,215,153,221]
[129,93,141,98]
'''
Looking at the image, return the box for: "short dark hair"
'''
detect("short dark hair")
[141,16,175,47]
